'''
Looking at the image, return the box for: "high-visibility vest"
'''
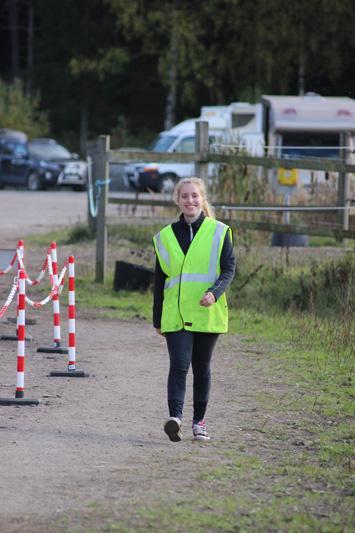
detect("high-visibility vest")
[153,217,230,333]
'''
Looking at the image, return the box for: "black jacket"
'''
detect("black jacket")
[153,212,236,329]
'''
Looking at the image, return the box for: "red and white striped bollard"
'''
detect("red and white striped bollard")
[15,268,26,398]
[0,267,39,405]
[36,242,68,354]
[51,241,61,347]
[49,255,87,377]
[68,255,76,371]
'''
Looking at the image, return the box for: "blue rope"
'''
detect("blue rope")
[94,179,111,201]
[87,155,111,217]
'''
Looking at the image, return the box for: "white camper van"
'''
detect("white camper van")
[261,93,355,192]
[123,102,264,192]
[209,102,264,156]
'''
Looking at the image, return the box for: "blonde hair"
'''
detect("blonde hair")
[173,177,215,218]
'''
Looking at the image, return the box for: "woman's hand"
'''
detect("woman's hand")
[155,328,165,336]
[199,291,216,307]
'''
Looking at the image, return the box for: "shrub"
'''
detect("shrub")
[0,78,49,137]
[231,253,354,318]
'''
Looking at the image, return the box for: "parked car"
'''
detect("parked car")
[29,138,87,191]
[0,129,58,190]
[123,125,222,193]
[0,129,87,191]
[125,130,218,192]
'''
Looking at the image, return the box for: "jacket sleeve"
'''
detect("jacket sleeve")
[208,229,236,301]
[153,256,166,329]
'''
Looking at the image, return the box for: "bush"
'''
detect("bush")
[0,78,49,137]
[231,253,354,317]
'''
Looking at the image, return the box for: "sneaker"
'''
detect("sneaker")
[164,417,182,442]
[192,420,210,441]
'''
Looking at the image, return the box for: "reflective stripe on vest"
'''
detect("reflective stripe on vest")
[155,231,170,269]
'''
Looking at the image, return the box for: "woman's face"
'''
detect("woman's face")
[178,182,203,220]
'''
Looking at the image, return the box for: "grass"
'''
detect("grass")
[98,443,353,531]
[75,274,152,321]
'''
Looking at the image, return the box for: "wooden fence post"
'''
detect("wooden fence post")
[194,121,209,185]
[337,132,350,237]
[95,135,110,283]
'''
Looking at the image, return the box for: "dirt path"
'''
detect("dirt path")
[0,312,303,532]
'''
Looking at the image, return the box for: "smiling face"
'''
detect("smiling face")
[177,182,203,221]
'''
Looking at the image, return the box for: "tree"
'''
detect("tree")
[2,0,354,148]
[0,78,49,137]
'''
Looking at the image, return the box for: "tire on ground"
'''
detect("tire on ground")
[27,172,43,191]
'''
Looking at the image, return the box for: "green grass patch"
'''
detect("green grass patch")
[76,275,152,321]
[119,445,354,532]
[309,235,344,247]
[27,222,163,248]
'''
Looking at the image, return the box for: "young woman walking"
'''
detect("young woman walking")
[153,177,236,442]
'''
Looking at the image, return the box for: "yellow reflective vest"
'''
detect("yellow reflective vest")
[153,217,230,334]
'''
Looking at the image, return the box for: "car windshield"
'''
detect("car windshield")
[28,142,71,159]
[149,135,178,152]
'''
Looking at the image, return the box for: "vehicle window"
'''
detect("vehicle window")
[14,143,28,158]
[281,132,340,159]
[2,142,15,156]
[150,135,178,152]
[28,142,71,159]
[175,136,195,153]
[232,113,255,128]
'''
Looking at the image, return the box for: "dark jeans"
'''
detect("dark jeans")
[165,329,219,423]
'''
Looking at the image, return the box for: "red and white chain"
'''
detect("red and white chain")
[25,262,68,309]
[16,248,51,286]
[0,276,19,318]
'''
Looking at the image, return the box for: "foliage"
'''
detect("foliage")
[2,0,355,146]
[211,154,268,206]
[231,251,354,318]
[0,79,49,137]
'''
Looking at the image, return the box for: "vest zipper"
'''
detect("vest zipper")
[178,224,193,327]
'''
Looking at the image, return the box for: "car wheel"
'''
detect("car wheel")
[73,185,86,191]
[27,172,43,191]
[159,173,176,193]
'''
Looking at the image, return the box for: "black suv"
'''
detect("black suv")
[0,129,61,190]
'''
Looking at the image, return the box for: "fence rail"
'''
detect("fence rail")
[110,149,355,173]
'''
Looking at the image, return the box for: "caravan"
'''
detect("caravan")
[261,93,355,193]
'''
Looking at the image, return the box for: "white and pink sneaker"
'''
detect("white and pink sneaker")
[192,420,210,441]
